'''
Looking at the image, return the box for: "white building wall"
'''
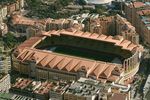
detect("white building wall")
[2,6,8,19]
[0,74,11,93]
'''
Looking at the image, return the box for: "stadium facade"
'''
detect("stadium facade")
[12,29,143,85]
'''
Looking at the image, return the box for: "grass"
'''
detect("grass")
[46,45,124,63]
[0,93,14,99]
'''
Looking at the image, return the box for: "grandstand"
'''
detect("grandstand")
[13,29,143,84]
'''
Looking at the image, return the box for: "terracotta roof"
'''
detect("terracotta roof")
[16,35,46,53]
[11,15,72,27]
[11,15,45,26]
[17,48,123,83]
[47,18,71,24]
[128,2,145,8]
[110,93,127,100]
[12,79,32,90]
[137,9,150,16]
[15,29,143,83]
[41,30,141,52]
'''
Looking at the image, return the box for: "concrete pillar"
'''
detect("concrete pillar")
[124,60,127,71]
[129,58,133,69]
[127,59,130,71]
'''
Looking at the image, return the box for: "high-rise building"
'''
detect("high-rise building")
[124,2,150,45]
[89,15,139,44]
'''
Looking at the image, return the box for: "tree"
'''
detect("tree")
[78,0,86,5]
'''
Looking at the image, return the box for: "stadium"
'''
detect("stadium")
[12,29,143,84]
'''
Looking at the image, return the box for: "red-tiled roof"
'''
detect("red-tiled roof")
[11,15,72,27]
[15,29,143,83]
[110,93,127,100]
[17,48,123,83]
[128,2,145,8]
[41,30,140,52]
[16,35,46,53]
[137,9,150,16]
[16,29,142,54]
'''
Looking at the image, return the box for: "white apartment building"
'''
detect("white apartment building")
[0,74,11,93]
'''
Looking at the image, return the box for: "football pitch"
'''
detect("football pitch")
[46,45,124,63]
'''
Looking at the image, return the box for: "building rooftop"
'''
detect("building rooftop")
[65,77,107,97]
[0,93,34,100]
[42,29,141,52]
[137,10,150,30]
[11,14,72,28]
[127,2,145,8]
[11,14,47,26]
[143,75,150,94]
[15,29,142,55]
[16,34,45,53]
[12,78,70,95]
[109,93,127,100]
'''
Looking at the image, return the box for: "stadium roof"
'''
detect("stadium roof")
[41,29,141,52]
[16,29,142,54]
[17,47,123,83]
[15,29,143,83]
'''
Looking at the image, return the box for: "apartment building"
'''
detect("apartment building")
[0,5,7,22]
[0,55,11,74]
[46,18,74,31]
[124,2,150,45]
[143,75,150,98]
[64,78,103,100]
[0,0,25,36]
[49,82,70,100]
[64,78,130,100]
[0,74,11,93]
[108,93,128,100]
[0,93,35,100]
[0,40,11,74]
[11,77,131,100]
[10,14,82,38]
[136,10,150,44]
[0,23,8,36]
[0,39,4,52]
[89,15,139,44]
[124,2,145,26]
[89,16,114,35]
[11,78,70,100]
[115,14,139,44]
[0,0,24,16]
